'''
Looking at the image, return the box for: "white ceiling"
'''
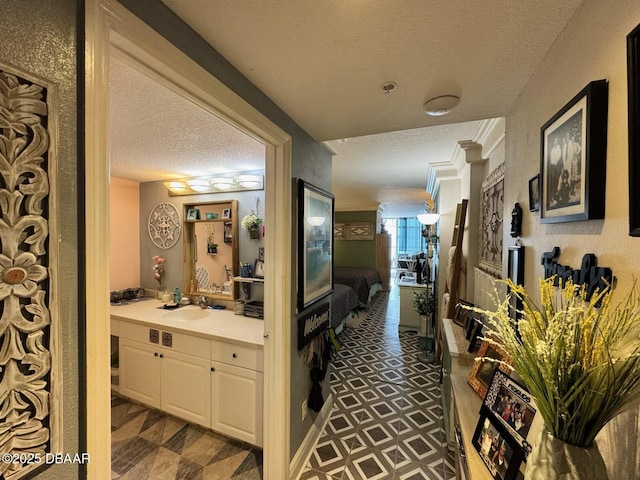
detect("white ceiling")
[110,0,586,216]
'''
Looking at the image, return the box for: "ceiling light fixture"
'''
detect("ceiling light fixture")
[423,95,460,116]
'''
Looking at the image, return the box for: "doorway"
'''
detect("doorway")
[85,1,292,478]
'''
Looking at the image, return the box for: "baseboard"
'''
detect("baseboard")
[289,393,334,479]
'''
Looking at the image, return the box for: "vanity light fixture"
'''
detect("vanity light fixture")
[164,181,188,194]
[234,174,263,189]
[186,179,210,193]
[210,177,235,190]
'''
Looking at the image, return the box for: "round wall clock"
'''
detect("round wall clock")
[148,202,181,249]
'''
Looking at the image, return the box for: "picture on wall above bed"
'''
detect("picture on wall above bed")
[539,79,608,223]
[297,179,334,311]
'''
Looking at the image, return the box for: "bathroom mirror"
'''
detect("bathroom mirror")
[183,200,239,300]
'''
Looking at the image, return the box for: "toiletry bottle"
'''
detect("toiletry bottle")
[174,287,181,303]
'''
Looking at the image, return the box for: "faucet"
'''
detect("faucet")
[198,296,209,309]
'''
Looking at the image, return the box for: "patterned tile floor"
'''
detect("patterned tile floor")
[111,396,262,479]
[300,288,456,480]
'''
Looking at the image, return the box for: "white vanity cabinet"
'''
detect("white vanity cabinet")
[210,340,264,447]
[118,322,212,428]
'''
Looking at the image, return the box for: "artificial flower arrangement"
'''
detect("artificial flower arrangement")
[240,211,262,230]
[472,277,640,450]
[152,255,165,290]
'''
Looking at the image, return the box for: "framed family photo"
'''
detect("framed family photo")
[297,179,334,311]
[473,411,525,480]
[539,80,608,223]
[468,337,513,399]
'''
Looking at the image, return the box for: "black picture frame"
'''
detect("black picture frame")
[297,179,334,311]
[186,208,200,220]
[628,24,640,236]
[453,299,474,328]
[507,245,524,323]
[528,175,540,212]
[483,370,542,462]
[539,80,608,223]
[473,408,525,480]
[222,208,231,219]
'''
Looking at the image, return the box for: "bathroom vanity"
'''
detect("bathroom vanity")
[111,299,264,446]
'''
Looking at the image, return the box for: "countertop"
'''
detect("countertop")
[110,299,264,347]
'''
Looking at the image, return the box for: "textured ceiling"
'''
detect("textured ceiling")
[110,1,585,216]
[109,55,265,183]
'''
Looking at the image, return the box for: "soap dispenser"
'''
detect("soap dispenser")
[173,287,181,303]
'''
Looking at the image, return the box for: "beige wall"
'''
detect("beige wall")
[504,0,640,476]
[110,177,141,290]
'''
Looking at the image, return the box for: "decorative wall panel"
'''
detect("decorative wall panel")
[334,222,374,241]
[0,65,59,479]
[478,163,505,277]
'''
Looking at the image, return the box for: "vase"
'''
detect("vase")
[249,228,259,240]
[525,428,608,480]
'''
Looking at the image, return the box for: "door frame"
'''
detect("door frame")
[85,1,292,477]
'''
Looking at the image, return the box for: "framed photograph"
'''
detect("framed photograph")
[297,179,334,311]
[223,221,232,243]
[468,337,513,399]
[254,259,265,279]
[507,245,524,323]
[539,79,608,223]
[453,299,474,329]
[473,410,525,480]
[528,175,540,212]
[483,370,543,461]
[628,24,640,236]
[222,208,231,219]
[186,208,200,220]
[258,247,265,262]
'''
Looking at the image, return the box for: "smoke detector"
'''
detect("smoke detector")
[381,82,398,94]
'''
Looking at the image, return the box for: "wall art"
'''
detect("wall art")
[297,179,334,311]
[0,65,61,478]
[148,202,181,249]
[478,163,505,277]
[539,80,608,223]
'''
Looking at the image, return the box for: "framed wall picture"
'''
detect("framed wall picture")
[222,208,231,219]
[528,175,540,212]
[483,370,543,462]
[479,163,505,277]
[472,409,525,480]
[297,179,334,311]
[628,23,640,236]
[539,79,608,223]
[507,245,524,323]
[467,337,513,399]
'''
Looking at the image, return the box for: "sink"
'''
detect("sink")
[162,308,209,321]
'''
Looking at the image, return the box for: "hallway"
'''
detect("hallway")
[300,289,455,479]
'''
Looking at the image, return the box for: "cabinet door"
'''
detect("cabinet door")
[119,338,161,408]
[210,361,263,447]
[161,350,211,428]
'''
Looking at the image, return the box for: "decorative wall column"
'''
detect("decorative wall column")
[458,140,487,301]
[0,66,59,479]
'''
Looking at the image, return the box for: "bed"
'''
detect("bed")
[329,283,360,333]
[334,266,383,307]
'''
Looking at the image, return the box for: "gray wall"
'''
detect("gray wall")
[117,0,333,461]
[1,1,82,478]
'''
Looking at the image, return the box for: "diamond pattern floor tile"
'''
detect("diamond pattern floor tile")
[305,287,453,479]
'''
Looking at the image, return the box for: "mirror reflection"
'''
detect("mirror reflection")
[183,200,239,299]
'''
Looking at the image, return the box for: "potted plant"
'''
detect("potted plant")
[413,288,437,318]
[470,278,640,479]
[206,224,218,254]
[241,211,262,239]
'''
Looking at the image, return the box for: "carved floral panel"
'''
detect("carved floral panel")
[0,65,58,479]
[479,163,505,277]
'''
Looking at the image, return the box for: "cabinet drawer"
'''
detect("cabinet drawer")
[118,322,209,358]
[211,340,263,372]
